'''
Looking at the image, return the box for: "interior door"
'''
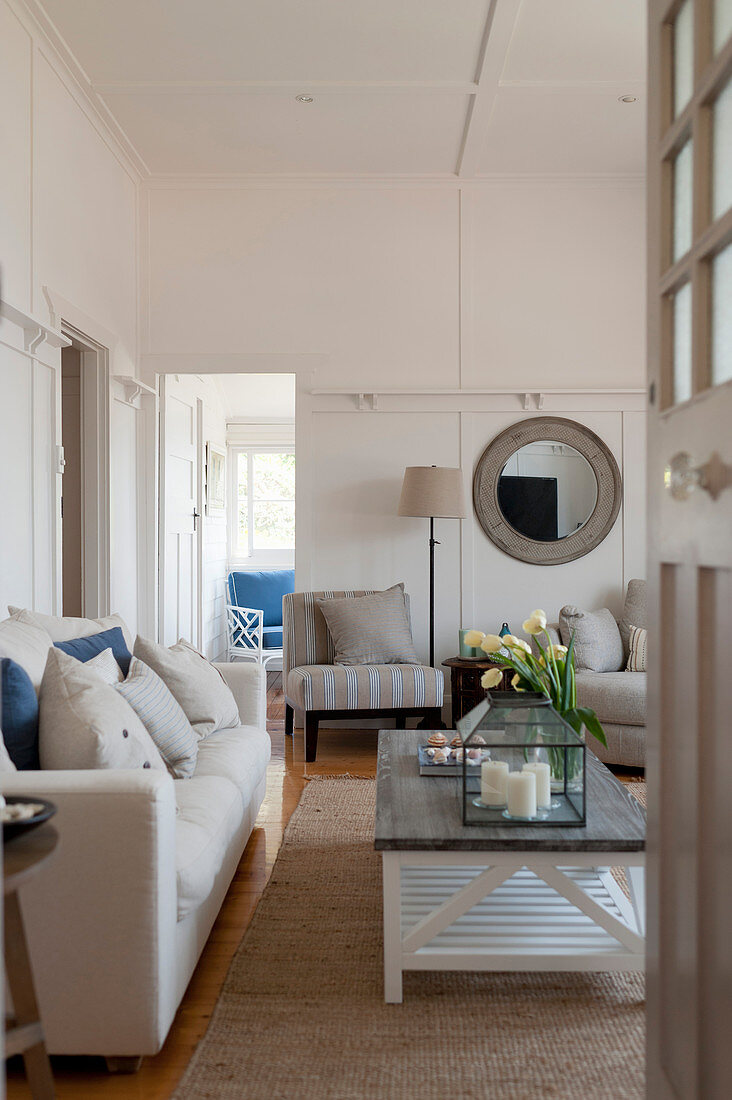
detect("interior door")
[159,377,202,648]
[647,2,732,1096]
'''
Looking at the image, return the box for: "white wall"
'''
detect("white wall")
[142,179,647,696]
[0,0,141,626]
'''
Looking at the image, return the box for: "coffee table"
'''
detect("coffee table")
[375,730,646,1003]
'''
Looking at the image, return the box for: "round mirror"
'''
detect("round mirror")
[473,417,622,565]
[497,440,598,542]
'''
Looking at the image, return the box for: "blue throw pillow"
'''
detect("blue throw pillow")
[0,658,40,770]
[54,627,132,676]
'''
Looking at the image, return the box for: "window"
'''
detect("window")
[230,448,295,563]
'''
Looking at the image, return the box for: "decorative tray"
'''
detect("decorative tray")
[1,796,57,841]
[418,744,488,777]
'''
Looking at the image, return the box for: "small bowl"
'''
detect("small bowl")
[2,796,57,842]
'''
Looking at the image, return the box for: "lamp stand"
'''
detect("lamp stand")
[418,515,447,730]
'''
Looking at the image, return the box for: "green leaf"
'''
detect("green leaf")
[560,632,575,711]
[563,706,607,748]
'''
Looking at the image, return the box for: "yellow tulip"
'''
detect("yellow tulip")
[505,636,531,656]
[522,611,547,636]
[480,634,503,653]
[510,672,526,693]
[463,629,485,647]
[551,644,568,658]
[481,667,503,690]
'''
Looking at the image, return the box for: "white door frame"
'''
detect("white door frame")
[59,324,111,619]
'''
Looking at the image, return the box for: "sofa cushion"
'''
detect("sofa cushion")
[575,670,646,727]
[626,625,647,672]
[193,724,271,802]
[619,579,647,660]
[175,775,243,920]
[133,637,240,739]
[262,626,283,649]
[84,647,124,684]
[0,658,40,769]
[0,615,52,691]
[316,584,419,666]
[559,606,624,672]
[54,626,132,676]
[228,570,294,627]
[116,657,199,779]
[0,737,17,772]
[286,663,443,711]
[10,608,134,650]
[39,648,167,772]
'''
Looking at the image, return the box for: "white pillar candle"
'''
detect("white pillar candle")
[480,760,509,806]
[506,771,537,818]
[522,762,551,809]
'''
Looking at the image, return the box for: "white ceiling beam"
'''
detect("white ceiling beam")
[457,0,523,178]
[93,80,479,96]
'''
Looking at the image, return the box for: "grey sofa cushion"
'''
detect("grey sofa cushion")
[619,579,647,660]
[559,606,624,672]
[575,670,646,727]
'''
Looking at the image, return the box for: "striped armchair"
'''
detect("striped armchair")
[283,589,444,761]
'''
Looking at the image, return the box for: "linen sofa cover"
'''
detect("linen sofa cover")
[533,580,647,767]
[0,642,269,1058]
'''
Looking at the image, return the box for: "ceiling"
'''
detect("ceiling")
[35,0,646,178]
[209,374,296,419]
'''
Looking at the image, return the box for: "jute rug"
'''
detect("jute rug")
[174,779,645,1100]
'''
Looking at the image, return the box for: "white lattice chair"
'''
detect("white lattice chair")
[226,603,283,667]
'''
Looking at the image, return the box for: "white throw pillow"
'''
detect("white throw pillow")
[10,608,134,651]
[0,615,53,691]
[84,647,124,684]
[116,657,198,779]
[626,625,647,672]
[39,648,166,772]
[133,637,239,739]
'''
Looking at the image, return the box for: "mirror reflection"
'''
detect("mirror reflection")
[498,440,598,542]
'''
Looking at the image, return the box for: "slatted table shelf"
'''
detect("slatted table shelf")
[375,731,646,1004]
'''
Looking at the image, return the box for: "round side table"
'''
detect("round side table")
[442,657,513,728]
[4,823,59,1099]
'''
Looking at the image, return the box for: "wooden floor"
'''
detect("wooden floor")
[7,678,642,1099]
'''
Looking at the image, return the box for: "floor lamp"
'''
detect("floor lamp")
[398,466,467,669]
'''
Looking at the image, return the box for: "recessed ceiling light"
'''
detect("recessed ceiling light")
[618,95,638,103]
[296,94,314,103]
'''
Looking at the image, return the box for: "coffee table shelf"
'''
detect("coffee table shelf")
[376,731,645,1004]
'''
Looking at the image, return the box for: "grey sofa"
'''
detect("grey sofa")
[543,580,646,769]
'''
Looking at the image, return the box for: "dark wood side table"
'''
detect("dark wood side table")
[4,823,59,1099]
[442,657,513,728]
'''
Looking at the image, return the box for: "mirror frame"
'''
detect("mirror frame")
[473,416,622,565]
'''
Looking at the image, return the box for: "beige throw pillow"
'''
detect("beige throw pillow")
[84,647,124,684]
[559,605,624,673]
[316,583,420,666]
[10,608,134,651]
[626,625,647,672]
[38,648,166,772]
[133,637,240,739]
[0,615,53,691]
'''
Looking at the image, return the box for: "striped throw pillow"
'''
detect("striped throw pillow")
[626,625,647,672]
[116,657,198,778]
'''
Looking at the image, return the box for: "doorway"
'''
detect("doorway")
[58,325,111,618]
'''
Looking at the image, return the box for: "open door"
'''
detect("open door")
[647,2,732,1096]
[159,376,203,648]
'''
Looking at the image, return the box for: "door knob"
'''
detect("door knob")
[665,451,732,501]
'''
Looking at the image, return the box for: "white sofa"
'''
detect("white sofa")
[0,648,270,1068]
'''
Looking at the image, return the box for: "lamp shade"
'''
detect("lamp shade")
[398,466,467,519]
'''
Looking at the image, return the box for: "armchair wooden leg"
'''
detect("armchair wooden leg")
[304,713,319,762]
[285,704,294,737]
[417,708,446,731]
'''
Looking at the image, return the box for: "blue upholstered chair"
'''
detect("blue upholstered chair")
[226,570,294,667]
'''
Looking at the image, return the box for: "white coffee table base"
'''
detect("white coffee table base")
[382,850,645,1004]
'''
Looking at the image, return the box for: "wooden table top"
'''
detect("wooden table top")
[374,730,646,853]
[3,824,59,894]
